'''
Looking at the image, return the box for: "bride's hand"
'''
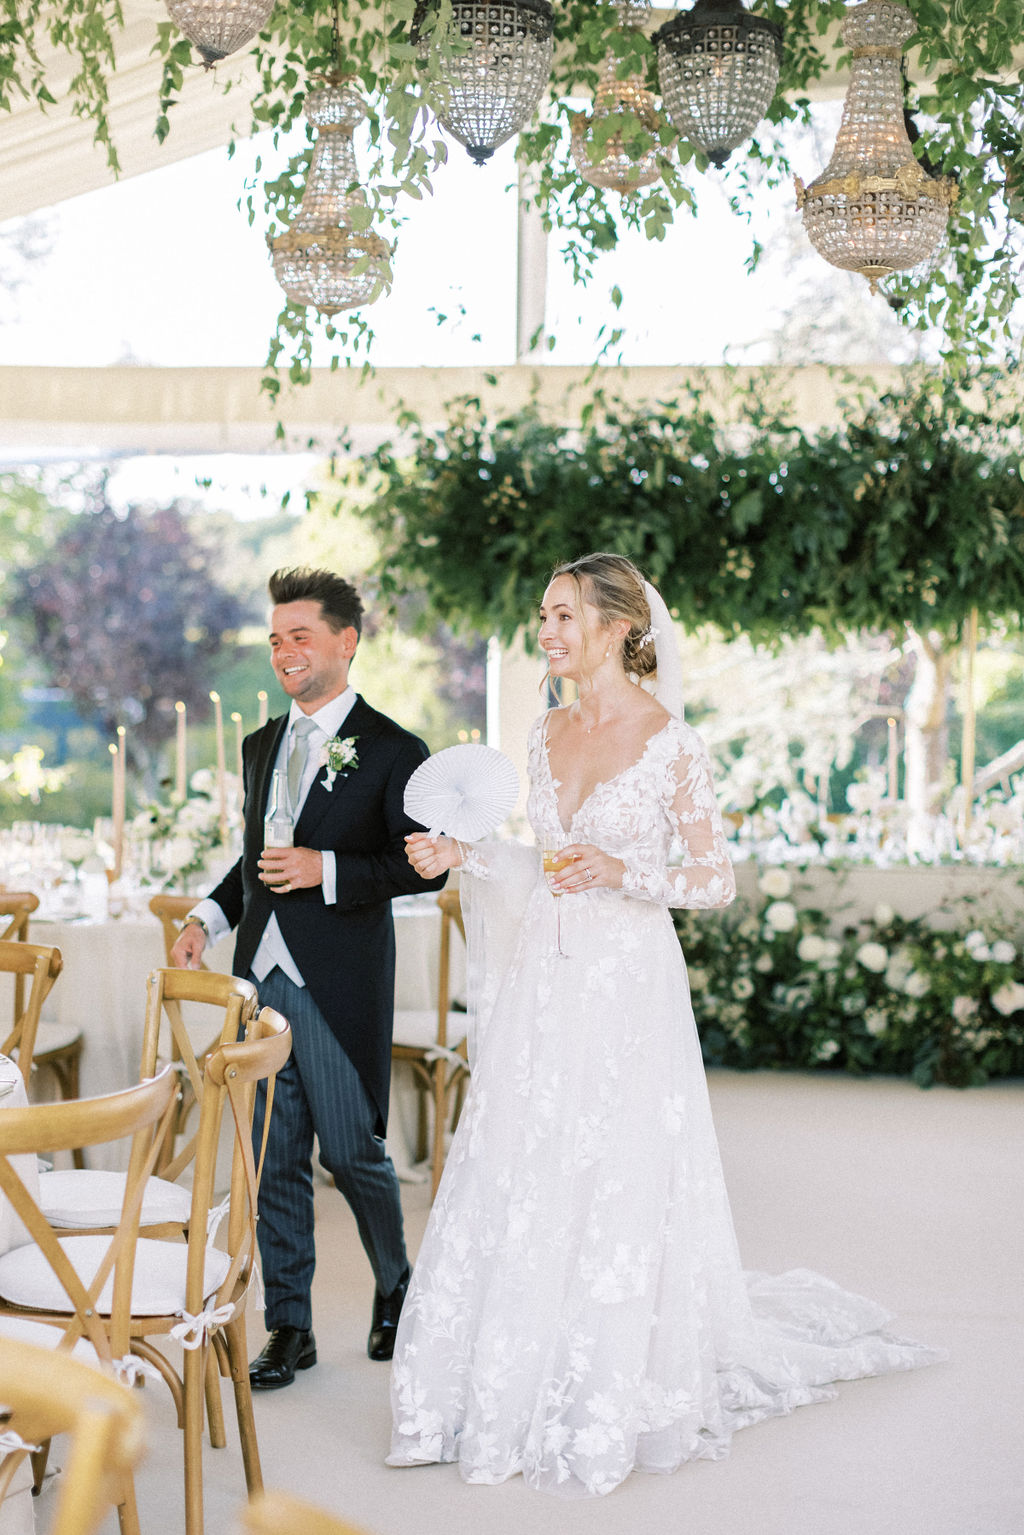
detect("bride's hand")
[551,843,625,893]
[405,833,462,879]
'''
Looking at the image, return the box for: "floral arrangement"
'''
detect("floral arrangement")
[130,768,241,887]
[675,867,1024,1088]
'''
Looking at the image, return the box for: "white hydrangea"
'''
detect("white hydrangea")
[952,996,980,1022]
[873,903,895,927]
[904,971,930,998]
[991,940,1016,965]
[856,942,889,974]
[764,900,798,933]
[864,1009,888,1037]
[797,934,827,963]
[758,868,792,899]
[992,981,1024,1017]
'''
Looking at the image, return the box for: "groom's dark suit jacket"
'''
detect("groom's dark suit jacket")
[208,694,445,1133]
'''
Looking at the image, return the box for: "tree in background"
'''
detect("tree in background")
[12,484,249,793]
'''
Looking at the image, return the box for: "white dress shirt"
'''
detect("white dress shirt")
[191,687,356,988]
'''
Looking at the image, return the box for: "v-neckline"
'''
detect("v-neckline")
[541,716,674,835]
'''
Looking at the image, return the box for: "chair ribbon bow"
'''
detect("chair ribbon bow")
[171,1303,235,1350]
[0,1430,41,1453]
[206,1195,231,1246]
[112,1354,162,1386]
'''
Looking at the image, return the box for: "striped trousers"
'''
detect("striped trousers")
[249,967,408,1331]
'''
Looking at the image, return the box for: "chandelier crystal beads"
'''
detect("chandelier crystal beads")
[794,1,956,293]
[571,0,663,194]
[268,82,391,318]
[163,0,275,68]
[413,0,554,165]
[653,0,783,169]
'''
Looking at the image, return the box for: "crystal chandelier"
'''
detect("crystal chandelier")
[571,0,663,194]
[412,0,554,165]
[268,81,392,318]
[795,1,957,294]
[653,0,783,169]
[163,0,276,69]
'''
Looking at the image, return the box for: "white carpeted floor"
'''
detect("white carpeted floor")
[38,1070,1024,1535]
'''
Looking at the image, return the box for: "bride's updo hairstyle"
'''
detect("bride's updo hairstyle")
[550,552,658,684]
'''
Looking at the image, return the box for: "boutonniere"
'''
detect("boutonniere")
[319,735,359,792]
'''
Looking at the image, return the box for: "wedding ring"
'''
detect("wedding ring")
[584,867,593,881]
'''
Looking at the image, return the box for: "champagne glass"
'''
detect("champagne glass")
[542,839,574,958]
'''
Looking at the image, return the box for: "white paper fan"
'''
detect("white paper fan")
[404,744,519,840]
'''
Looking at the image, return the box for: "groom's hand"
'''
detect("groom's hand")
[258,846,324,894]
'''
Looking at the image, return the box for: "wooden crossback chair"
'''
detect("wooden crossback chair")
[0,936,65,1090]
[0,1336,145,1535]
[391,888,469,1197]
[0,1011,291,1535]
[37,968,260,1235]
[0,893,85,1157]
[0,1066,179,1535]
[239,1490,370,1535]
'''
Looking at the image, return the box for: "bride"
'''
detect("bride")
[390,552,941,1497]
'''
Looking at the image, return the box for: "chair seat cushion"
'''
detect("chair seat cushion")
[0,1235,232,1316]
[392,1009,468,1050]
[33,1021,83,1055]
[38,1170,193,1229]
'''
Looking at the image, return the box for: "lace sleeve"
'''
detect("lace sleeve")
[620,728,736,910]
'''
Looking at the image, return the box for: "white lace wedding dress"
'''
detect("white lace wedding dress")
[388,715,941,1496]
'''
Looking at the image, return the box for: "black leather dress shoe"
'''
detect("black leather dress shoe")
[368,1268,410,1362]
[248,1327,317,1390]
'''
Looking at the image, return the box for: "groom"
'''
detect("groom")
[172,566,445,1386]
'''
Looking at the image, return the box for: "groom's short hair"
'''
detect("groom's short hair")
[268,567,364,637]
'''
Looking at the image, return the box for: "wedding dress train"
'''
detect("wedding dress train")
[388,715,942,1496]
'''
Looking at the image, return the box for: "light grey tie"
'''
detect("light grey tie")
[287,717,318,809]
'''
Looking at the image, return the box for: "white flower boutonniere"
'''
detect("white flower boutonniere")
[320,735,359,792]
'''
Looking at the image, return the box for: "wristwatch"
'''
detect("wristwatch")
[182,915,209,938]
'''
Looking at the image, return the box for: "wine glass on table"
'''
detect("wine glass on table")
[541,839,574,958]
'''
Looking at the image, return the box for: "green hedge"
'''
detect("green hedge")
[676,870,1024,1087]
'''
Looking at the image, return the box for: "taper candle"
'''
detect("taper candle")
[887,717,899,801]
[174,700,187,799]
[113,726,126,878]
[210,690,228,843]
[231,711,244,786]
[257,689,268,727]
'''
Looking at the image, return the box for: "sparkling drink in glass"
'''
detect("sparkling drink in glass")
[542,840,573,957]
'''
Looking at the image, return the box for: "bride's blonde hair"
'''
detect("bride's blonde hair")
[549,553,658,684]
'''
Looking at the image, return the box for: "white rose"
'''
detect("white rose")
[819,938,842,966]
[764,900,798,933]
[991,940,1016,965]
[864,1009,888,1037]
[951,995,979,1022]
[754,954,774,973]
[873,903,895,927]
[904,971,929,998]
[732,976,755,1000]
[797,934,827,963]
[964,929,987,951]
[856,942,889,974]
[815,1039,840,1062]
[758,868,792,899]
[992,981,1024,1017]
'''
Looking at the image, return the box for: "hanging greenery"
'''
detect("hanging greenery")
[356,366,1024,646]
[2,1,1022,380]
